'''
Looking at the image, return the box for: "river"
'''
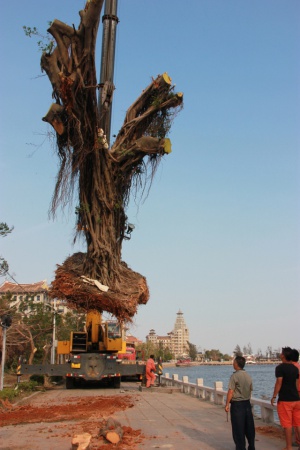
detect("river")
[162,364,277,400]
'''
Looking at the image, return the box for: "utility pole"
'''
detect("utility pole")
[51,299,57,364]
[0,315,12,390]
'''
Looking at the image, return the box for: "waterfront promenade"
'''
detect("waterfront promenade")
[115,383,284,449]
[0,381,284,449]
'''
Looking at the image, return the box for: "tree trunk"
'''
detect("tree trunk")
[41,0,183,319]
[28,339,37,365]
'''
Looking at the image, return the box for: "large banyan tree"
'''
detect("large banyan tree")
[42,0,183,322]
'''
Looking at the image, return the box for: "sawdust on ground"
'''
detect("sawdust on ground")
[0,390,145,449]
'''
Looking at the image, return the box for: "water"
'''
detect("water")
[163,364,276,400]
[163,364,279,421]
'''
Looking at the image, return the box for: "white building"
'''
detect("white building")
[0,280,70,314]
[0,280,50,311]
[171,309,189,359]
[146,309,190,359]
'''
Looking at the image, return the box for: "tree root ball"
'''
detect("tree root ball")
[48,252,149,321]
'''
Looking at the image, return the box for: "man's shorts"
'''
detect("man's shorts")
[277,401,300,427]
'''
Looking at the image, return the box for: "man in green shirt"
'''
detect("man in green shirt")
[225,355,255,450]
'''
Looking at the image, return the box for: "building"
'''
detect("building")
[0,280,70,314]
[146,329,172,348]
[125,334,143,349]
[171,309,189,358]
[146,309,190,359]
[0,280,50,312]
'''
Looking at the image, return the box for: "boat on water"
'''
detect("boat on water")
[176,359,192,367]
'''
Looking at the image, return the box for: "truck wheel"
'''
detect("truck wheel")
[65,377,74,389]
[113,376,121,389]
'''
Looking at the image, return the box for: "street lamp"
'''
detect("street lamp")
[45,299,58,365]
[50,299,57,364]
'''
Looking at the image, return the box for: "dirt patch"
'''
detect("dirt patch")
[0,394,144,449]
[0,395,134,426]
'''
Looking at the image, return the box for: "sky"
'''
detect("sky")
[1,0,299,356]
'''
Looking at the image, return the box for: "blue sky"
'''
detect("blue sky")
[1,1,299,355]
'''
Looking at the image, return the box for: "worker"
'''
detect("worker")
[146,354,156,388]
[156,357,163,386]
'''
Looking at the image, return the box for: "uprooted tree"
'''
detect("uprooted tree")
[39,0,183,322]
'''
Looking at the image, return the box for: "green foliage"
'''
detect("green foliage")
[57,311,85,341]
[0,387,18,402]
[187,342,198,361]
[23,24,54,53]
[233,344,242,356]
[205,349,224,362]
[0,223,14,237]
[19,303,85,364]
[155,342,174,362]
[75,203,90,214]
[19,380,39,390]
[135,341,156,360]
[0,222,13,276]
[0,380,38,402]
[17,296,53,363]
[136,341,174,362]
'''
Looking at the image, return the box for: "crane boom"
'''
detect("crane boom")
[98,0,119,145]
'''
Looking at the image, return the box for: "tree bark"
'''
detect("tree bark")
[99,417,123,444]
[41,0,183,319]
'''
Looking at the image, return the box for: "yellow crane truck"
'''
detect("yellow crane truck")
[21,310,146,389]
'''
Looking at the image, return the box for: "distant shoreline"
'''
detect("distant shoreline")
[162,361,280,368]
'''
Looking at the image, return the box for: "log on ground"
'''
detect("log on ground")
[71,432,92,450]
[99,417,124,444]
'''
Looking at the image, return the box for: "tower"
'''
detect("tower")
[171,309,189,359]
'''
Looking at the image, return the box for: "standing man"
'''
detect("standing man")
[291,348,300,448]
[145,354,156,388]
[271,347,300,450]
[225,355,255,450]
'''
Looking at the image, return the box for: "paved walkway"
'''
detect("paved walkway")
[114,384,284,449]
[0,382,285,450]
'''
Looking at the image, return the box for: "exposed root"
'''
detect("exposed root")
[48,252,149,321]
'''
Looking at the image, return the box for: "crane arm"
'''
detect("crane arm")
[98,0,119,145]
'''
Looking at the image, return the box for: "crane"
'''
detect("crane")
[98,0,119,145]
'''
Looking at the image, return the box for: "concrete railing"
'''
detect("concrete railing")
[162,373,277,424]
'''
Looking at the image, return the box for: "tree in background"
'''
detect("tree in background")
[155,341,174,362]
[0,292,38,369]
[205,349,224,362]
[266,346,273,359]
[57,311,86,341]
[243,343,253,355]
[233,345,242,356]
[0,222,13,277]
[27,0,183,323]
[1,290,87,370]
[135,341,174,362]
[187,342,198,361]
[135,341,157,361]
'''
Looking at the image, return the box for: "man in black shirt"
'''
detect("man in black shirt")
[271,347,300,450]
